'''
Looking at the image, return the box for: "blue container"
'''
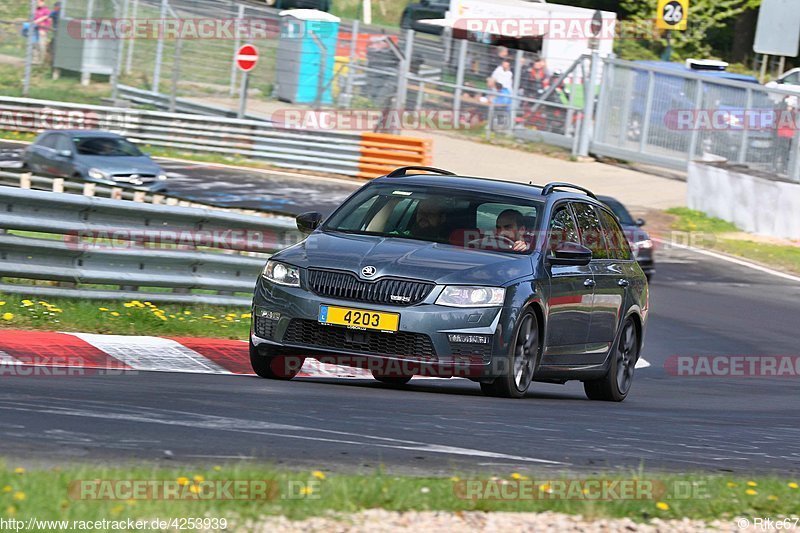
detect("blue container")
[276,9,341,105]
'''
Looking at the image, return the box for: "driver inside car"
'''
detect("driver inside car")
[467,209,531,251]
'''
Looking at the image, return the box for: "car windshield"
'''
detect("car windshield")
[73,136,143,157]
[324,183,543,253]
[599,197,635,226]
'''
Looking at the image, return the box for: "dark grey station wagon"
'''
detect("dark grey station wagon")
[250,167,649,401]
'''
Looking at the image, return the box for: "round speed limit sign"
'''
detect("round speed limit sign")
[657,0,688,31]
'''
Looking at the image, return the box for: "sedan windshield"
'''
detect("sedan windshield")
[324,184,543,253]
[73,136,144,157]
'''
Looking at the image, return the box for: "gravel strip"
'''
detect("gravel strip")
[247,510,743,532]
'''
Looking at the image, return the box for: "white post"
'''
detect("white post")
[362,0,372,25]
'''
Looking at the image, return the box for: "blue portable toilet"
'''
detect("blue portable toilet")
[276,9,340,105]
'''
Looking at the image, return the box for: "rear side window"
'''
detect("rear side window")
[547,205,580,252]
[598,209,634,260]
[572,202,610,260]
[54,135,73,153]
[38,134,57,149]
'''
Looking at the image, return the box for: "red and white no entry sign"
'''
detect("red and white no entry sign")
[235,44,259,72]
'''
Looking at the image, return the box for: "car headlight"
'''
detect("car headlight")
[262,260,300,287]
[635,239,653,250]
[435,286,505,307]
[157,173,168,181]
[87,168,110,180]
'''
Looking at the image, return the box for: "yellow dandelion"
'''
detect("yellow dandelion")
[655,502,670,511]
[768,495,778,501]
[726,482,737,488]
[312,471,326,480]
[6,506,16,516]
[21,300,33,307]
[0,301,5,306]
[2,313,13,321]
[123,303,135,308]
[510,472,522,480]
[746,489,757,496]
[189,485,200,494]
[747,481,757,487]
[788,482,798,489]
[12,492,25,501]
[51,308,63,313]
[110,312,120,317]
[213,465,221,472]
[450,476,460,482]
[193,475,205,483]
[176,477,189,486]
[158,316,168,321]
[110,504,124,515]
[13,467,25,475]
[240,313,251,319]
[2,485,11,493]
[299,486,314,496]
[178,317,185,321]
[184,311,192,315]
[98,307,109,312]
[539,483,552,493]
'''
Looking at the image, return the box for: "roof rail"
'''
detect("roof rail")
[541,182,597,199]
[386,166,455,177]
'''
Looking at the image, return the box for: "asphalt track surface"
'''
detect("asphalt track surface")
[0,141,361,215]
[1,245,799,475]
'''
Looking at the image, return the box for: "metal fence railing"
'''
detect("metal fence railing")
[0,185,301,306]
[592,58,800,181]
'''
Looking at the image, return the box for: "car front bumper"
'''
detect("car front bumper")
[250,277,510,379]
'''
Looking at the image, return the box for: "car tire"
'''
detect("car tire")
[249,340,304,380]
[372,371,412,385]
[480,311,539,399]
[583,317,639,402]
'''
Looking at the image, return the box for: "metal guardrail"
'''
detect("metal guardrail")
[0,96,432,178]
[116,85,272,121]
[0,186,301,306]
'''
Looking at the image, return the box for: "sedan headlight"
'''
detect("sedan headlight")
[87,168,110,180]
[157,173,168,181]
[262,260,300,287]
[635,239,653,250]
[436,286,505,307]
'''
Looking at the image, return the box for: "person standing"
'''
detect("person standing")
[33,0,52,64]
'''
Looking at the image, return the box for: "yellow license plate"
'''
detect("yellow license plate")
[318,305,399,332]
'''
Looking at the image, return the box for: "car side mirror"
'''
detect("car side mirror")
[57,149,73,158]
[296,211,322,234]
[548,242,592,266]
[635,218,646,227]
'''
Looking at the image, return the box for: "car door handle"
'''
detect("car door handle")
[583,279,595,288]
[618,279,629,287]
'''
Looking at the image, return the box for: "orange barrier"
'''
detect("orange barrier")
[357,133,433,179]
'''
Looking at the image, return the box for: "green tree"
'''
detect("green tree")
[619,0,761,59]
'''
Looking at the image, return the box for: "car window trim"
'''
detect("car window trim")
[571,200,613,262]
[596,205,635,262]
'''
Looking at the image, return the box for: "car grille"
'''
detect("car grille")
[253,316,278,340]
[307,269,434,306]
[449,342,494,364]
[283,319,437,359]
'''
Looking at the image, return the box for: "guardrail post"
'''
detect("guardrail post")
[509,49,524,135]
[111,187,123,200]
[81,0,96,86]
[343,20,359,108]
[83,183,95,197]
[52,178,64,193]
[133,191,146,202]
[169,36,183,113]
[20,173,32,189]
[577,50,600,157]
[151,194,164,204]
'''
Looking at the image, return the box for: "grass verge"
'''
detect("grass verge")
[0,462,798,525]
[665,208,800,275]
[0,294,249,339]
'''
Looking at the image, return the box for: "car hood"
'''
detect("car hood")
[276,231,533,285]
[76,155,162,174]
